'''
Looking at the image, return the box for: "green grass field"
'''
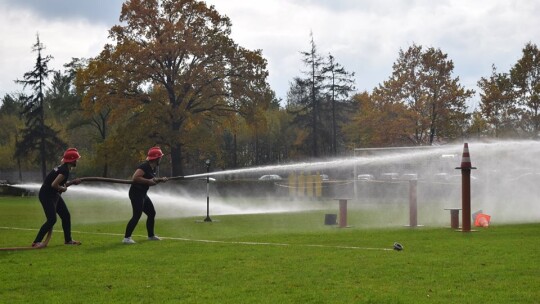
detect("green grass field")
[1,196,539,303]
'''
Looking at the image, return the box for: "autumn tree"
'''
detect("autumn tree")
[75,55,118,176]
[477,65,520,138]
[344,91,414,147]
[510,42,540,138]
[77,0,271,176]
[15,35,65,180]
[468,110,488,140]
[248,99,286,165]
[374,44,473,145]
[0,95,25,175]
[227,48,275,166]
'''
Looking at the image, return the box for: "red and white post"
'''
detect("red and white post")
[456,143,476,232]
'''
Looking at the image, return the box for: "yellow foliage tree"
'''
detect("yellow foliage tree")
[76,0,271,176]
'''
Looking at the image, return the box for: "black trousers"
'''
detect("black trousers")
[124,190,156,238]
[34,192,73,243]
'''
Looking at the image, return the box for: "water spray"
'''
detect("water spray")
[5,140,540,232]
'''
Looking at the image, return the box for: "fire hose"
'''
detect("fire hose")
[69,176,186,185]
[0,176,186,250]
[0,229,52,251]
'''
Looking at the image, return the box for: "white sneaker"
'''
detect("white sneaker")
[122,237,136,244]
[147,235,161,241]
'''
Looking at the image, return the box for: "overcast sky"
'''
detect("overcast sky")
[1,0,539,110]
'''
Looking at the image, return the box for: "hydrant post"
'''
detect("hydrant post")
[409,179,418,227]
[456,143,476,232]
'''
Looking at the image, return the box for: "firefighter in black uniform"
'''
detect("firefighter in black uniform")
[32,148,82,248]
[123,146,168,244]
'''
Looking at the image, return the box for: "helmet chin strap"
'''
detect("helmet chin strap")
[65,161,77,168]
[148,158,161,175]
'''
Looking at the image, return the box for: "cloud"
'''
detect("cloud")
[0,2,115,97]
[1,0,540,110]
[207,0,540,107]
[1,0,123,25]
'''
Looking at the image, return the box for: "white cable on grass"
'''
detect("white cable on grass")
[0,226,393,251]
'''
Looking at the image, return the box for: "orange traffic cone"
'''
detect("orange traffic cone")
[474,213,491,227]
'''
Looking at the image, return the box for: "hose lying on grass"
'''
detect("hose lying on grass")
[0,229,52,251]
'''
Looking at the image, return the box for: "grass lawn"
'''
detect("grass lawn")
[1,196,539,303]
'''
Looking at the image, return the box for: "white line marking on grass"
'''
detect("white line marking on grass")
[0,226,393,251]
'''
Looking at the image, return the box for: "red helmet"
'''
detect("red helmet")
[62,148,81,163]
[146,146,164,161]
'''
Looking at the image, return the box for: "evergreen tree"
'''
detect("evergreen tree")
[288,33,356,157]
[0,94,22,116]
[287,33,326,157]
[321,54,356,155]
[15,34,65,180]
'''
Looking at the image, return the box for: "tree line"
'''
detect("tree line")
[1,0,539,181]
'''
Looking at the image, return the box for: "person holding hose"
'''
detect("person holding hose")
[123,146,168,244]
[32,148,82,248]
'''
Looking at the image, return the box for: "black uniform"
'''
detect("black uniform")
[34,163,74,243]
[124,161,157,238]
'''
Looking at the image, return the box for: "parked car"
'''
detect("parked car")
[433,172,450,181]
[259,174,282,181]
[401,173,418,180]
[357,174,375,181]
[380,173,399,180]
[320,174,329,181]
[434,172,478,182]
[448,174,478,181]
